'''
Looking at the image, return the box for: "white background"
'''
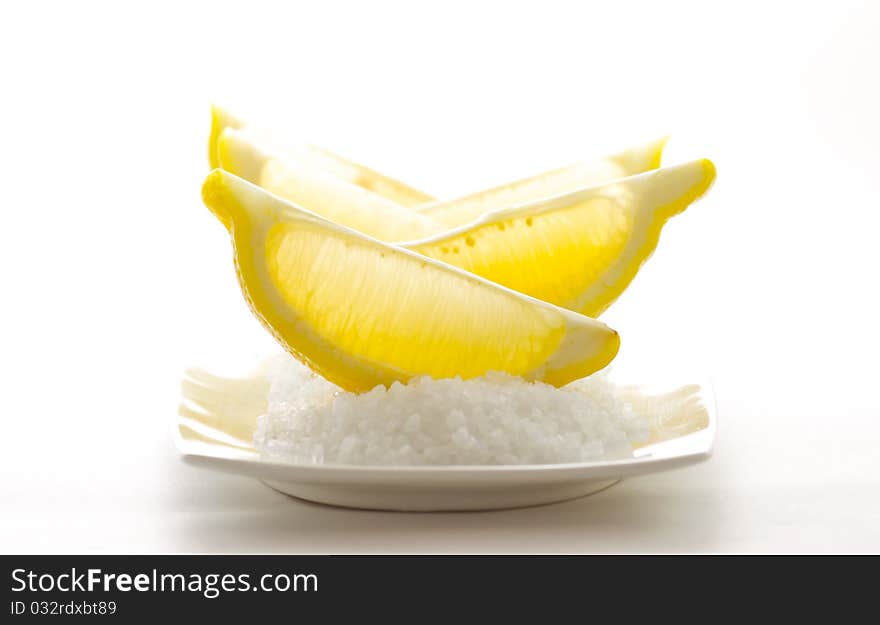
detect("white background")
[1,0,878,553]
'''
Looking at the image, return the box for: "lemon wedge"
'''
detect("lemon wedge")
[202,169,620,392]
[418,137,669,227]
[208,105,244,170]
[218,129,714,317]
[218,128,442,241]
[407,159,716,316]
[208,105,433,206]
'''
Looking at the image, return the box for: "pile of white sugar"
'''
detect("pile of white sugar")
[254,353,651,466]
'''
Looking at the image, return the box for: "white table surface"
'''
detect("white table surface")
[2,1,878,553]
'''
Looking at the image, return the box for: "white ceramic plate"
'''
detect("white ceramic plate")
[174,364,716,511]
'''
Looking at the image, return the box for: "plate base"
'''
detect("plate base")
[262,477,621,512]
